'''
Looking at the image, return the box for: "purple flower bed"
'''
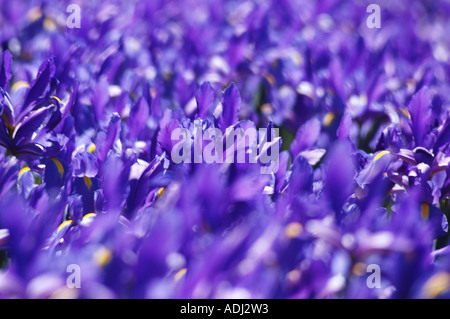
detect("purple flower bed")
[0,0,449,299]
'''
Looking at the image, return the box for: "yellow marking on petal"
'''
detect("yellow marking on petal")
[57,220,73,233]
[374,150,390,162]
[264,74,275,87]
[422,272,450,299]
[80,213,96,227]
[406,79,416,94]
[43,17,57,31]
[323,112,335,127]
[421,203,429,221]
[157,187,165,199]
[286,269,301,282]
[11,81,30,92]
[84,176,92,190]
[50,96,62,104]
[261,103,273,115]
[129,92,137,99]
[174,268,187,282]
[291,52,303,66]
[87,143,96,153]
[50,157,64,177]
[400,108,411,120]
[284,222,303,239]
[82,213,96,221]
[150,88,156,99]
[94,247,112,267]
[352,262,367,276]
[27,7,42,22]
[18,167,31,180]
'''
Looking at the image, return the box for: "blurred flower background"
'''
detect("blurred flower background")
[0,0,449,299]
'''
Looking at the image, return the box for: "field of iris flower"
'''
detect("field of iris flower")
[0,0,449,299]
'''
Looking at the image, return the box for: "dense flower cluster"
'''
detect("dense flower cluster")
[0,0,449,299]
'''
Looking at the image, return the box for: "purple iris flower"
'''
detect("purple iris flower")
[0,0,449,300]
